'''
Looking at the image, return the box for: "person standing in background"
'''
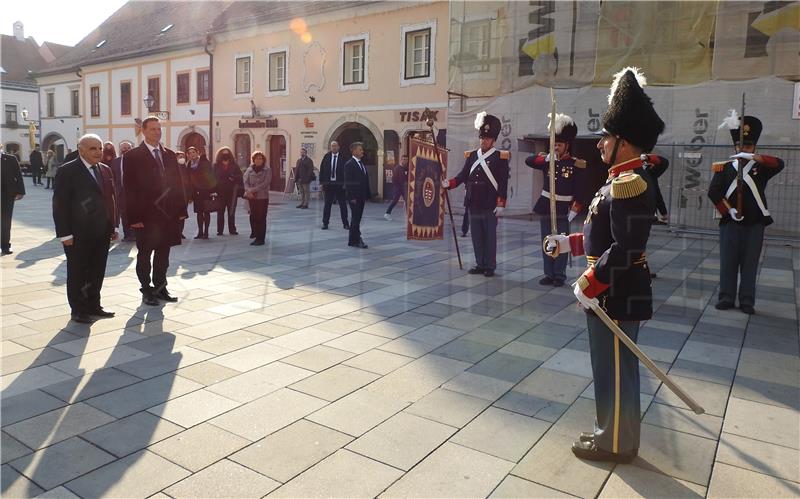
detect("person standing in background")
[343,142,371,249]
[213,146,242,235]
[187,146,216,239]
[29,144,44,186]
[176,150,190,239]
[319,141,350,230]
[1,148,26,255]
[110,141,134,241]
[384,154,408,221]
[44,149,57,189]
[243,151,271,246]
[294,147,315,209]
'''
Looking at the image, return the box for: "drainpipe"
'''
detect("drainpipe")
[204,35,215,158]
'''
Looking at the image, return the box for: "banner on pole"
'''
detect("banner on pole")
[407,137,447,240]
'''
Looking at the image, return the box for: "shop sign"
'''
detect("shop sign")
[397,110,442,123]
[239,118,278,128]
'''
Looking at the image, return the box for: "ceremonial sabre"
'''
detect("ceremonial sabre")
[548,88,558,235]
[589,303,705,415]
[425,108,463,270]
[736,93,745,216]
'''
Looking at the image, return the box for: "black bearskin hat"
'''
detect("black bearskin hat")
[548,113,578,143]
[718,110,762,146]
[600,67,664,153]
[475,112,501,140]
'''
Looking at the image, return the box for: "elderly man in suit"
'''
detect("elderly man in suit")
[318,140,350,230]
[123,117,188,306]
[343,142,371,248]
[53,134,118,323]
[1,148,26,255]
[110,140,134,241]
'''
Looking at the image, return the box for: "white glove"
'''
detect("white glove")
[493,206,505,216]
[441,179,451,190]
[544,234,569,254]
[657,212,669,223]
[573,282,599,310]
[728,207,743,222]
[730,152,754,161]
[544,153,551,162]
[567,210,578,222]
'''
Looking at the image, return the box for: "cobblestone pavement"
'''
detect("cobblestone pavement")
[2,185,799,498]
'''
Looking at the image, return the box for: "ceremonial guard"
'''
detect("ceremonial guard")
[708,112,784,315]
[525,114,586,286]
[444,112,510,277]
[544,68,664,462]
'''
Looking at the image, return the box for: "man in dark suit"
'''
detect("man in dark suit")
[123,117,188,306]
[343,142,370,248]
[30,145,44,186]
[110,141,134,241]
[319,140,349,230]
[52,134,118,323]
[1,149,26,255]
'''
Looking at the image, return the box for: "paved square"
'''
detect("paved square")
[1,188,798,497]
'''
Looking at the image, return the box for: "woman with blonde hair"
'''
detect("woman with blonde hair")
[44,149,57,189]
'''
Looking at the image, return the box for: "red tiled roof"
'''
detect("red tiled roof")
[1,34,50,85]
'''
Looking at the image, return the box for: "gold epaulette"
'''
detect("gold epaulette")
[499,150,510,160]
[464,150,473,158]
[611,173,647,199]
[712,161,726,173]
[574,159,587,168]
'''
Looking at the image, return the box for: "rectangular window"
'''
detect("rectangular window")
[197,69,210,102]
[463,21,490,73]
[90,85,100,117]
[46,92,55,117]
[269,51,286,92]
[405,28,431,79]
[343,39,365,85]
[5,104,17,124]
[120,81,131,115]
[71,89,79,116]
[147,76,160,111]
[236,56,251,94]
[177,72,190,104]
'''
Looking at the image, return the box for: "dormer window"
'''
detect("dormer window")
[95,40,107,48]
[160,24,174,33]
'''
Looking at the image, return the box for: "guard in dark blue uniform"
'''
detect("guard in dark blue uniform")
[545,67,664,463]
[708,113,784,315]
[444,112,510,277]
[525,114,586,287]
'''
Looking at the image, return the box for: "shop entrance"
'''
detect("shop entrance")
[331,122,379,199]
[268,134,286,192]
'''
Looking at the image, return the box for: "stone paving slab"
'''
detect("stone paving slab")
[2,189,798,498]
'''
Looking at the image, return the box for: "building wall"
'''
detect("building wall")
[0,86,40,163]
[211,1,449,198]
[37,72,82,157]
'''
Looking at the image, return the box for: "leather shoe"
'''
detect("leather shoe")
[88,308,115,318]
[1,250,12,256]
[349,241,368,249]
[740,304,755,315]
[142,293,159,306]
[156,290,178,302]
[553,279,565,287]
[539,276,554,285]
[715,301,734,310]
[579,432,595,442]
[71,312,95,323]
[343,223,350,230]
[571,440,637,463]
[321,224,328,230]
[230,231,238,235]
[468,267,485,275]
[250,241,264,246]
[484,269,495,277]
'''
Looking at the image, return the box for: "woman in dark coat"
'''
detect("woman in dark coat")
[187,146,216,239]
[213,146,242,235]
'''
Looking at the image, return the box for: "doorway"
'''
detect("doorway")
[331,122,379,199]
[233,133,251,170]
[182,132,207,159]
[268,135,286,192]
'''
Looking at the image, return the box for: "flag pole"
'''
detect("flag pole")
[425,109,463,270]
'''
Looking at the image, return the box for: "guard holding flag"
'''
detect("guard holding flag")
[708,112,784,315]
[444,112,509,277]
[525,114,586,287]
[544,67,664,463]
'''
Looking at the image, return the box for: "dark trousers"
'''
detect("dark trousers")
[587,313,641,454]
[217,193,238,234]
[323,186,348,226]
[1,198,14,251]
[470,208,497,270]
[45,177,52,188]
[461,207,470,236]
[540,216,569,281]
[249,198,269,243]
[386,183,406,214]
[348,198,365,245]
[135,231,170,293]
[196,212,210,237]
[32,171,42,185]
[64,236,110,314]
[719,222,764,307]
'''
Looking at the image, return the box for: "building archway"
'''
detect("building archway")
[42,133,67,162]
[180,130,208,159]
[328,121,381,199]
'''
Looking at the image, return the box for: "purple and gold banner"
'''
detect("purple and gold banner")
[407,137,447,241]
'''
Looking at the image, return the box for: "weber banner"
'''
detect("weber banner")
[407,137,447,241]
[712,1,800,81]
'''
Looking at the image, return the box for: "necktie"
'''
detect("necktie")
[90,164,101,186]
[153,148,165,176]
[331,154,337,180]
[358,160,366,175]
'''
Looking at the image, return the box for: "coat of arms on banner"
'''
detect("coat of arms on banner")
[407,137,447,240]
